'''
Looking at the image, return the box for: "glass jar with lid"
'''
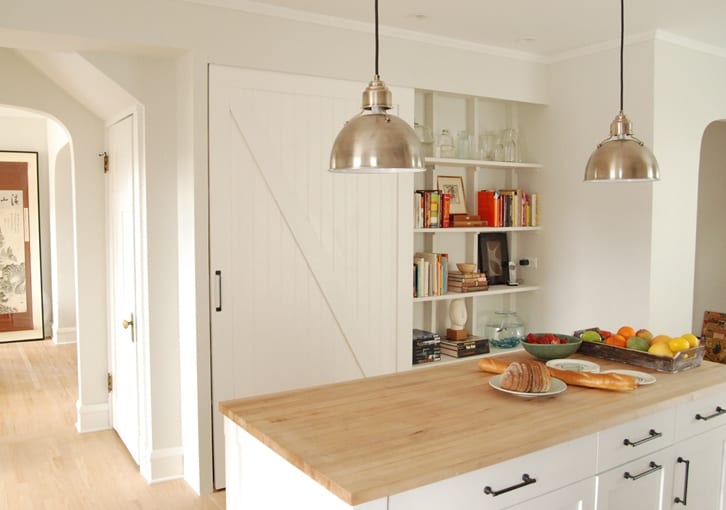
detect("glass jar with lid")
[483,311,525,349]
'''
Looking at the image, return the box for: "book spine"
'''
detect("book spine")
[441,193,451,228]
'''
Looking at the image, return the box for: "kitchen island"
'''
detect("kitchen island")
[220,351,726,509]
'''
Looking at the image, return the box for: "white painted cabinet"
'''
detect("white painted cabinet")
[670,426,726,509]
[669,392,726,509]
[388,434,597,510]
[596,447,675,510]
[507,478,596,510]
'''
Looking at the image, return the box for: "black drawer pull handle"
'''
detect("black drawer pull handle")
[624,461,662,481]
[674,457,690,505]
[695,406,725,421]
[484,474,536,497]
[623,429,662,447]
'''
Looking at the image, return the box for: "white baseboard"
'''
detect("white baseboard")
[141,447,185,483]
[76,401,110,432]
[53,326,77,344]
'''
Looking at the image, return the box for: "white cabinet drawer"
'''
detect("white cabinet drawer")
[675,390,726,440]
[596,447,675,510]
[389,433,597,510]
[597,408,675,472]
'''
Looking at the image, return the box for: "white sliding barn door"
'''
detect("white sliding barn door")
[209,66,413,489]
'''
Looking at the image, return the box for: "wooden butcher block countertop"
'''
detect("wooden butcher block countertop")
[220,352,726,506]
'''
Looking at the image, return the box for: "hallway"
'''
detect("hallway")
[0,340,225,509]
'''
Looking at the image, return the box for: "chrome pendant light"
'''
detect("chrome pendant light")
[584,0,659,182]
[329,0,424,173]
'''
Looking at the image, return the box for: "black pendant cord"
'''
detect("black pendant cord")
[619,0,624,113]
[374,0,380,78]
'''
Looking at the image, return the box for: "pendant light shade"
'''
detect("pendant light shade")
[584,0,659,182]
[329,0,424,174]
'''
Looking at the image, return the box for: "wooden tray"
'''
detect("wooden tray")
[574,330,705,373]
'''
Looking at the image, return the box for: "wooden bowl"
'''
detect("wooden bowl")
[456,262,477,274]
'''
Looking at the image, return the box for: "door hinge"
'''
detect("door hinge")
[107,372,113,392]
[99,152,109,173]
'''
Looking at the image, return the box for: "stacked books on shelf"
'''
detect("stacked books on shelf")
[440,336,490,358]
[447,271,488,293]
[414,190,451,228]
[412,328,441,364]
[413,252,448,297]
[477,189,539,227]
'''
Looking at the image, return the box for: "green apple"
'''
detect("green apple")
[627,336,650,352]
[580,330,602,343]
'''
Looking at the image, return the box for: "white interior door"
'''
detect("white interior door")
[208,66,413,489]
[107,114,139,464]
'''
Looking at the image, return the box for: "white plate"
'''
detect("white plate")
[489,375,567,398]
[601,369,656,385]
[546,359,601,373]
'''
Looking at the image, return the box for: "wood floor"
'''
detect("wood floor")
[0,340,226,509]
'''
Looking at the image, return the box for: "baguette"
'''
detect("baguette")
[547,366,637,391]
[479,357,638,391]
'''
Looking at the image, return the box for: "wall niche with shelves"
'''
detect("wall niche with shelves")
[412,89,544,367]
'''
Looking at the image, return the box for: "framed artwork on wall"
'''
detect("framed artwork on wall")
[478,232,509,285]
[436,175,467,214]
[0,151,43,342]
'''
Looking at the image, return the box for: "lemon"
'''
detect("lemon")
[668,337,690,354]
[648,342,673,357]
[681,333,699,348]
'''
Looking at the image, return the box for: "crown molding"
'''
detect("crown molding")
[180,0,546,63]
[654,30,726,59]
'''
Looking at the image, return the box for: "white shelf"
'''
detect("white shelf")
[413,284,539,303]
[425,157,542,170]
[414,226,541,234]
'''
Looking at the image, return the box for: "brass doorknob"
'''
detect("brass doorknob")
[122,318,134,329]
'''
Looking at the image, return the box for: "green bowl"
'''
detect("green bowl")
[521,333,583,361]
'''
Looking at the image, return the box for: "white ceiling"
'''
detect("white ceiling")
[186,0,726,58]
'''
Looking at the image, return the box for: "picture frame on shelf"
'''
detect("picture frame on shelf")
[478,232,509,285]
[436,175,467,214]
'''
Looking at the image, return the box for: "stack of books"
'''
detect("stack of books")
[412,329,441,364]
[440,336,490,358]
[413,252,448,297]
[477,189,539,227]
[414,190,451,228]
[447,271,488,293]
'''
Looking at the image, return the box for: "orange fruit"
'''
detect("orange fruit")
[605,334,627,347]
[650,335,672,346]
[617,326,636,339]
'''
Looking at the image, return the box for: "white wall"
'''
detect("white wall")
[693,121,726,332]
[0,49,108,431]
[651,39,726,335]
[523,40,655,334]
[46,119,77,344]
[0,115,54,336]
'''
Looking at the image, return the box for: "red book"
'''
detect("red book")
[441,193,451,227]
[477,190,499,227]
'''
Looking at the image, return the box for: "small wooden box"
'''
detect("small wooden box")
[701,311,726,363]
